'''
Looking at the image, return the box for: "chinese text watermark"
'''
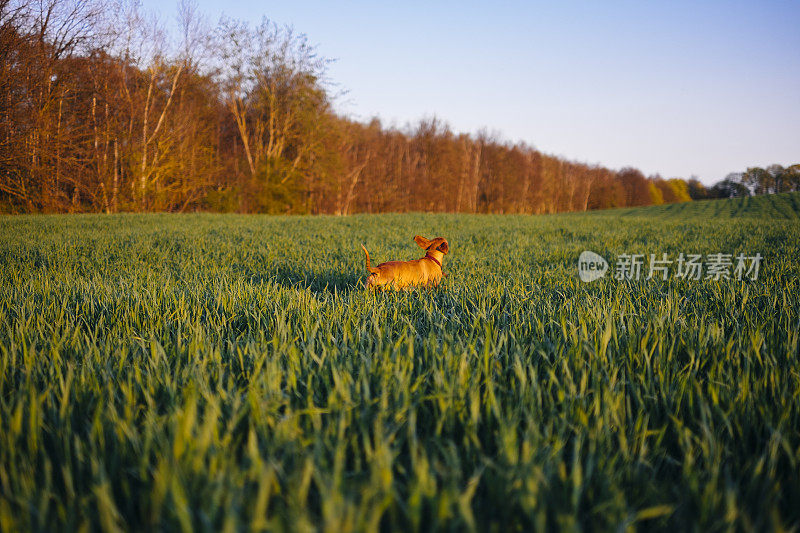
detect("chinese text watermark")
[578,251,761,282]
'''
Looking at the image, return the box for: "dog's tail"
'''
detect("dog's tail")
[361,244,380,274]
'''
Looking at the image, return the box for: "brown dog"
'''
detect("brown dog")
[361,236,449,289]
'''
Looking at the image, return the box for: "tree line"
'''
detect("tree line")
[1,0,795,214]
[686,165,800,201]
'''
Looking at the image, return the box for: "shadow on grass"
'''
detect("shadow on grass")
[234,262,365,296]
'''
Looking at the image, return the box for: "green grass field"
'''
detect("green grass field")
[596,191,800,220]
[1,193,799,531]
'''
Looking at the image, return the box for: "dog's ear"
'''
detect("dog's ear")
[437,239,449,254]
[414,235,432,249]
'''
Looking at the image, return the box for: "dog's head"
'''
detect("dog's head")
[414,235,449,255]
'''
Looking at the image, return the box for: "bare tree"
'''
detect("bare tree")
[217,17,331,212]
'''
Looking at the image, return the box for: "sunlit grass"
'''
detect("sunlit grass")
[1,194,799,531]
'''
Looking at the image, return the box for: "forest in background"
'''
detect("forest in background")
[2,0,798,214]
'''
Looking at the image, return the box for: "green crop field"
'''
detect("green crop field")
[594,191,800,220]
[1,193,799,532]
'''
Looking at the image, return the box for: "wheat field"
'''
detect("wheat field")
[1,193,799,531]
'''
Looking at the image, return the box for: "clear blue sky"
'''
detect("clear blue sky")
[143,0,799,184]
